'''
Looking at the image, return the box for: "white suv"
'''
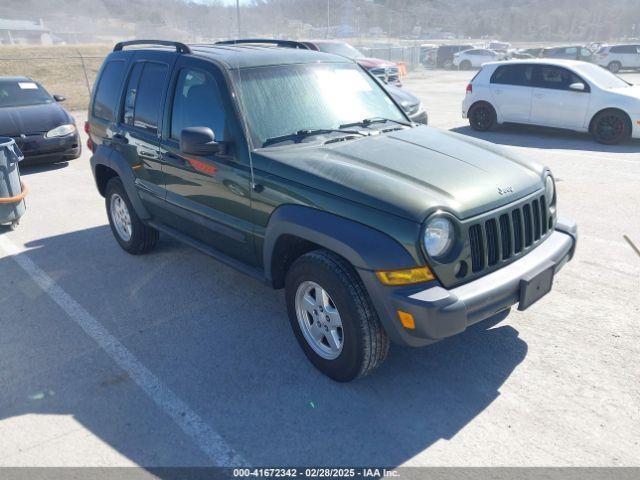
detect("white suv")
[595,44,640,73]
[461,59,640,144]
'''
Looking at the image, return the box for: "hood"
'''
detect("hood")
[357,57,396,69]
[0,103,72,136]
[384,84,420,108]
[259,126,545,222]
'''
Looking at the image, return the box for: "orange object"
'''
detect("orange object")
[397,310,416,329]
[397,62,408,77]
[0,181,28,204]
[376,266,435,285]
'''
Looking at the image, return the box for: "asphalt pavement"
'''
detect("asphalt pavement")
[0,69,638,468]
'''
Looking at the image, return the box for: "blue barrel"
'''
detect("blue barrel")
[0,137,26,228]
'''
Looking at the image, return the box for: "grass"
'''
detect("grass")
[0,44,111,111]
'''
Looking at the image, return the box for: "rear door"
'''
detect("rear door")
[529,64,591,129]
[489,64,534,123]
[159,56,255,264]
[111,52,174,210]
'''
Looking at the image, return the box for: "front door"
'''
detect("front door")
[159,57,255,264]
[529,65,591,130]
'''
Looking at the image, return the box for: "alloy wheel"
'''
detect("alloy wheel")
[294,281,344,360]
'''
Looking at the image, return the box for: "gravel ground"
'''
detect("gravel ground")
[0,69,638,468]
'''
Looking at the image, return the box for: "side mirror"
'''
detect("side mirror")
[569,82,586,92]
[180,127,224,155]
[53,94,66,102]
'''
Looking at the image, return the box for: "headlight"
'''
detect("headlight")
[423,216,454,258]
[45,124,76,138]
[545,175,555,205]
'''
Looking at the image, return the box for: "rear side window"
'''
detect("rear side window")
[121,62,168,135]
[490,65,534,86]
[93,60,126,121]
[611,45,637,54]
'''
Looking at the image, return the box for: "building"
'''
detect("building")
[0,18,52,45]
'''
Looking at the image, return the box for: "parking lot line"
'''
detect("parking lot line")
[0,235,246,467]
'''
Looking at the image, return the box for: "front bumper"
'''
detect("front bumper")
[14,132,81,165]
[359,219,577,347]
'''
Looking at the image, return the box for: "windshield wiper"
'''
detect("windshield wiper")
[263,128,366,147]
[339,117,412,129]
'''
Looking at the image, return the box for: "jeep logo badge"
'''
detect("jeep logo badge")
[498,186,514,195]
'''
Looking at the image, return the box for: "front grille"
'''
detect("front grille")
[468,195,550,275]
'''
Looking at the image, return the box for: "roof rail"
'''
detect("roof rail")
[215,39,310,50]
[113,40,191,54]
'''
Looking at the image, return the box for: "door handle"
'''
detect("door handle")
[138,149,158,160]
[494,89,503,94]
[534,93,544,99]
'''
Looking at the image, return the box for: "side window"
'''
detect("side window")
[536,66,583,90]
[122,62,144,126]
[565,47,577,56]
[580,48,591,57]
[132,63,168,134]
[611,45,636,54]
[170,68,227,141]
[490,65,533,86]
[93,60,126,121]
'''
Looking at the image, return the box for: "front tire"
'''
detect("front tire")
[468,102,497,131]
[105,177,159,254]
[591,110,631,145]
[460,60,472,70]
[285,250,389,382]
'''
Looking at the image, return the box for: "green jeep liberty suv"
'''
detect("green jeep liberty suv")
[87,40,577,381]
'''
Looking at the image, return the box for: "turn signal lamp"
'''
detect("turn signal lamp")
[376,266,435,286]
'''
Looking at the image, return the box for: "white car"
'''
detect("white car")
[453,49,505,70]
[595,44,640,73]
[462,59,640,144]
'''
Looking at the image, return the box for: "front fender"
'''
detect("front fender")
[90,145,151,220]
[263,204,418,285]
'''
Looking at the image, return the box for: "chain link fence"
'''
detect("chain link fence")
[0,45,110,111]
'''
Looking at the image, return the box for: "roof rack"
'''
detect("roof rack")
[113,40,191,54]
[215,39,310,50]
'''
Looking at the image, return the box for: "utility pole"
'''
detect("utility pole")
[326,0,330,38]
[236,0,241,38]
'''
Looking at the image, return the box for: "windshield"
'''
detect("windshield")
[235,62,406,147]
[315,42,365,60]
[0,80,54,107]
[577,63,631,89]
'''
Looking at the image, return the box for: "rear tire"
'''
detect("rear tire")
[468,102,497,131]
[590,109,631,145]
[607,61,622,73]
[285,250,389,382]
[105,177,159,254]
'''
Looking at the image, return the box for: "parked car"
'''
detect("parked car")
[301,40,402,86]
[88,40,577,381]
[436,44,475,69]
[384,83,428,124]
[0,76,80,165]
[462,59,640,144]
[595,44,640,73]
[488,41,511,53]
[453,48,506,69]
[541,45,593,62]
[515,47,544,58]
